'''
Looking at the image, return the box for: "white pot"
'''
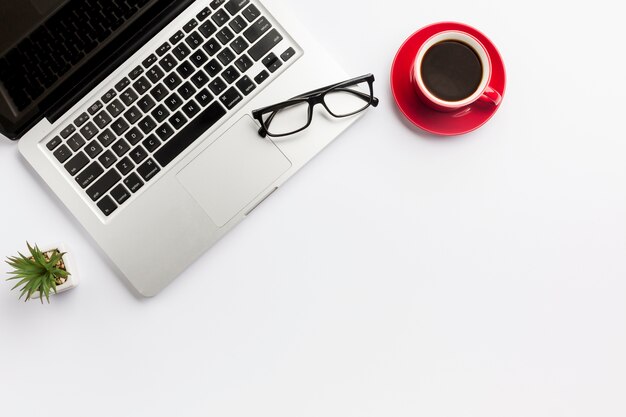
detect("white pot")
[30,243,79,300]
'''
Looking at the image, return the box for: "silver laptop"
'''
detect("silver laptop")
[3,0,362,296]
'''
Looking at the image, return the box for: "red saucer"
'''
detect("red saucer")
[391,22,506,136]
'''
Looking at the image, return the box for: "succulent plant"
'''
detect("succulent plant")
[5,243,70,303]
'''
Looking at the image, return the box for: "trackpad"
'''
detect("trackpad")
[177,115,292,227]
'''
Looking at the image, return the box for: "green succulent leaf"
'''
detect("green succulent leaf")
[5,243,70,304]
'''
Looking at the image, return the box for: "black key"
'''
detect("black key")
[169,31,185,45]
[203,38,221,56]
[249,29,283,61]
[211,10,230,26]
[205,59,222,77]
[235,54,253,72]
[102,89,116,103]
[197,7,211,22]
[152,105,170,123]
[156,123,175,141]
[173,43,191,60]
[94,111,112,129]
[216,27,234,45]
[125,127,144,145]
[74,112,89,127]
[242,4,260,22]
[218,48,236,65]
[199,21,217,38]
[210,0,226,10]
[185,32,204,49]
[231,37,249,55]
[165,93,183,111]
[64,152,89,176]
[150,84,169,101]
[130,145,148,164]
[221,66,239,84]
[182,100,201,118]
[137,95,156,113]
[97,196,117,216]
[120,88,139,106]
[147,66,165,83]
[159,54,177,72]
[123,106,142,124]
[67,133,86,151]
[46,136,62,151]
[112,139,131,157]
[111,184,131,205]
[129,66,144,80]
[209,78,227,95]
[225,0,249,15]
[184,19,199,33]
[236,75,256,96]
[142,54,158,68]
[138,115,157,134]
[169,112,188,130]
[178,82,197,100]
[137,158,161,182]
[176,61,195,79]
[219,87,243,110]
[229,16,248,33]
[254,70,269,84]
[60,125,76,139]
[124,172,144,193]
[115,77,130,92]
[88,101,103,115]
[87,169,122,201]
[243,17,271,43]
[163,73,182,89]
[262,52,282,73]
[112,118,130,135]
[107,99,125,118]
[142,134,161,152]
[97,129,116,147]
[116,157,134,175]
[133,77,152,95]
[190,50,209,67]
[98,150,117,169]
[195,89,214,107]
[155,102,227,167]
[281,47,296,61]
[85,140,104,158]
[80,122,98,141]
[191,71,210,88]
[53,144,72,163]
[156,43,171,56]
[76,162,104,189]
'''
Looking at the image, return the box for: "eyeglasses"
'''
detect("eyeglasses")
[251,74,379,138]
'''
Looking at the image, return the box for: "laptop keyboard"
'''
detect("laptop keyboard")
[0,0,151,111]
[44,0,298,217]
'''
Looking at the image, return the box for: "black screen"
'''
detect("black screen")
[0,0,69,55]
[0,0,191,140]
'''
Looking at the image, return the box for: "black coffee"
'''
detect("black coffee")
[420,41,483,102]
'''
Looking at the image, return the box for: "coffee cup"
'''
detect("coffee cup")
[411,30,502,112]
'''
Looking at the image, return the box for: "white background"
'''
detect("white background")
[2,0,626,416]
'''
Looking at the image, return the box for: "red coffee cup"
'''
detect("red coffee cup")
[411,30,502,112]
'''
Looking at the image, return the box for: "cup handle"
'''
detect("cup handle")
[479,86,502,106]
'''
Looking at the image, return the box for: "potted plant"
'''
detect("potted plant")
[5,243,79,303]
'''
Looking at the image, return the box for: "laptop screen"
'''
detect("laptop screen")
[0,0,192,139]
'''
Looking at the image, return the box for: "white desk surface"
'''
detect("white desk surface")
[2,1,626,416]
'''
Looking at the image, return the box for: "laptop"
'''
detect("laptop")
[3,0,362,296]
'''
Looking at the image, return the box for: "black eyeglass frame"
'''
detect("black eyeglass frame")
[251,74,379,138]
